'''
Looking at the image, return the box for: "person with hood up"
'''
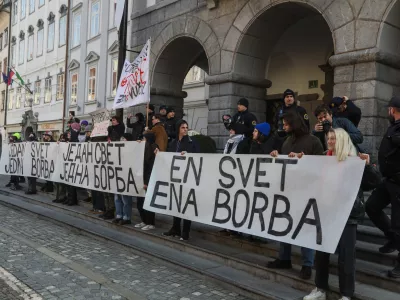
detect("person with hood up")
[26,133,38,195]
[163,120,200,241]
[78,120,89,142]
[268,111,324,280]
[135,131,158,231]
[232,98,257,138]
[222,115,250,154]
[249,122,277,154]
[127,112,145,140]
[108,116,125,142]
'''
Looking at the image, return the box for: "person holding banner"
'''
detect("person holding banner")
[127,113,145,140]
[108,116,125,143]
[25,133,38,195]
[6,133,23,191]
[52,133,68,204]
[135,131,158,230]
[144,104,155,130]
[41,131,55,193]
[268,111,324,280]
[249,122,276,155]
[303,128,380,300]
[162,120,200,241]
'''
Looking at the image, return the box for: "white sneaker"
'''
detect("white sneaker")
[338,297,350,300]
[142,225,155,231]
[135,222,146,228]
[303,288,326,300]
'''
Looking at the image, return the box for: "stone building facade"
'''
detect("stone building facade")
[131,0,400,155]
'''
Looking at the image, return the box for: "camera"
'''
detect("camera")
[321,120,331,134]
[277,112,287,137]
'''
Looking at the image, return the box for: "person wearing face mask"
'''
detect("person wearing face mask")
[365,96,400,278]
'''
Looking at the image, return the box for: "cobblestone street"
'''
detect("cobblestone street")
[0,203,249,300]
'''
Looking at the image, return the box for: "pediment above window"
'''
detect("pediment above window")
[108,41,119,54]
[68,59,80,70]
[84,51,100,63]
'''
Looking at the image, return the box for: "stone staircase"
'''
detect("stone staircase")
[0,184,398,300]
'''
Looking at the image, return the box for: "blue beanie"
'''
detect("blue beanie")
[255,122,271,137]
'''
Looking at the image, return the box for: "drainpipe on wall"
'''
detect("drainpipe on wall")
[3,0,12,130]
[62,0,71,132]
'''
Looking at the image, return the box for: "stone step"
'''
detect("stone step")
[0,187,399,299]
[357,225,388,245]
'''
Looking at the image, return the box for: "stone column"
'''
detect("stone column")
[205,73,271,150]
[330,48,400,159]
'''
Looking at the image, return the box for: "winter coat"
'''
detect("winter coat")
[249,136,278,155]
[150,122,168,152]
[165,117,178,141]
[143,141,158,185]
[168,135,200,154]
[281,134,324,155]
[224,134,250,154]
[232,110,257,138]
[107,123,126,142]
[127,114,145,140]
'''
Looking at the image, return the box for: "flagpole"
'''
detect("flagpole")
[116,0,128,120]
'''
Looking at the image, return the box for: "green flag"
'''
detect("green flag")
[15,70,24,85]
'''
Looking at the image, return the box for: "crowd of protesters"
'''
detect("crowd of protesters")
[5,88,400,300]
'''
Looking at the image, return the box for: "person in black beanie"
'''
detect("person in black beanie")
[232,98,257,138]
[274,89,310,134]
[165,107,178,142]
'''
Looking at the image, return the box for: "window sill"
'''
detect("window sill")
[85,100,97,105]
[107,96,115,102]
[59,43,66,48]
[47,49,54,53]
[87,34,100,43]
[69,103,78,107]
[36,53,43,58]
[70,44,81,51]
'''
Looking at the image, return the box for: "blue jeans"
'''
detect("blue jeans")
[279,243,314,267]
[114,194,133,220]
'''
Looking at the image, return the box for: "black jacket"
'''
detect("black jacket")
[168,135,200,153]
[378,120,400,179]
[275,104,310,130]
[334,100,362,127]
[249,136,279,155]
[165,117,178,141]
[127,117,145,140]
[107,123,125,142]
[232,110,257,137]
[143,142,158,185]
[281,134,324,155]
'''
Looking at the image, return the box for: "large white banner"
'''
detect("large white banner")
[144,153,366,253]
[113,39,151,109]
[0,142,145,197]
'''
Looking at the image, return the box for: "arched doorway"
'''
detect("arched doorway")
[151,36,210,133]
[233,2,334,130]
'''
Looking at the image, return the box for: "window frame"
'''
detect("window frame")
[34,80,41,105]
[21,0,26,20]
[111,57,118,97]
[11,43,17,67]
[44,77,52,103]
[37,28,43,57]
[38,0,44,8]
[87,65,97,102]
[27,33,34,61]
[12,1,18,25]
[16,88,22,109]
[18,39,25,65]
[90,1,100,38]
[70,72,78,105]
[56,73,64,100]
[47,21,55,52]
[4,29,8,47]
[8,89,14,110]
[29,0,35,14]
[72,12,81,48]
[0,34,3,51]
[59,15,66,47]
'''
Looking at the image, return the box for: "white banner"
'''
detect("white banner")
[0,142,145,197]
[89,109,110,138]
[113,39,151,109]
[144,153,365,253]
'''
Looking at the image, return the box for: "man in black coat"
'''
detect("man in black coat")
[232,98,257,138]
[274,89,310,135]
[107,116,125,142]
[365,96,400,278]
[163,120,199,241]
[330,96,362,128]
[164,107,178,143]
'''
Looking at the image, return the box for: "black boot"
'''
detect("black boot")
[5,182,11,187]
[19,177,25,183]
[52,197,65,203]
[25,190,37,195]
[380,240,397,254]
[388,262,400,278]
[10,184,22,191]
[267,259,292,269]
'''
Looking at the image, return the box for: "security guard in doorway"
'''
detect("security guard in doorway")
[365,96,400,278]
[231,98,257,138]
